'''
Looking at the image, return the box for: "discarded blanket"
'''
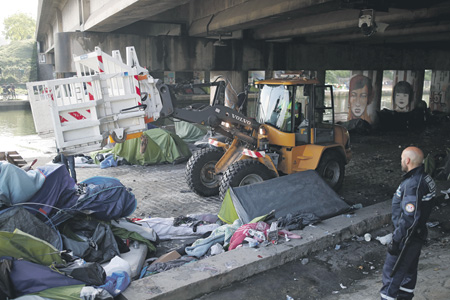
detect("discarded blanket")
[185,219,242,258]
[136,217,220,240]
[0,162,46,205]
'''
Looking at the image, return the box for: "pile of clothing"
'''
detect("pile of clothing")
[0,162,157,300]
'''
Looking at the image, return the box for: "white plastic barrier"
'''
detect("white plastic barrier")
[27,74,146,155]
[26,46,168,155]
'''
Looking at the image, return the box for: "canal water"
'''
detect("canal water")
[0,108,36,137]
[0,107,55,161]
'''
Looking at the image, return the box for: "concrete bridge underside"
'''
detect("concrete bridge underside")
[37,0,450,75]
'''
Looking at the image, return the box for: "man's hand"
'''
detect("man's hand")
[388,240,401,256]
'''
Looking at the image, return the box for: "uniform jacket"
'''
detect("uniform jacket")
[391,165,436,246]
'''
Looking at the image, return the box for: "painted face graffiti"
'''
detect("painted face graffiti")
[350,86,369,118]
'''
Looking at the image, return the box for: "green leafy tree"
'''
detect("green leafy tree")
[3,13,36,41]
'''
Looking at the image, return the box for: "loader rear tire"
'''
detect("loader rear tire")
[219,160,277,199]
[316,151,345,191]
[185,147,224,197]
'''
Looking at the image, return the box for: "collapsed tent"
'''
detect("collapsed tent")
[174,120,208,143]
[10,164,138,226]
[0,206,62,250]
[93,128,191,165]
[218,170,351,224]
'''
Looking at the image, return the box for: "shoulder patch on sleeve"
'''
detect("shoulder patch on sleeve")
[405,203,415,213]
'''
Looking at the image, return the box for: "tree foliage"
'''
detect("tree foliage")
[0,40,37,83]
[3,13,36,41]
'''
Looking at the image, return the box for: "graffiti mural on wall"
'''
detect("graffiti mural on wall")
[393,81,413,112]
[430,71,450,113]
[391,70,424,113]
[348,74,375,123]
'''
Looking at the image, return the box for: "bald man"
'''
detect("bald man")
[380,147,436,300]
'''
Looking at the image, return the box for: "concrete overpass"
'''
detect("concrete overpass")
[35,0,450,116]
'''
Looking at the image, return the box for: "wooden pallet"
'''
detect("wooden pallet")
[0,151,27,167]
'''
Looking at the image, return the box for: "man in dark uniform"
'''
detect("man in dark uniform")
[380,146,436,300]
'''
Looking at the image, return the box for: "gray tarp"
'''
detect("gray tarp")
[222,170,350,224]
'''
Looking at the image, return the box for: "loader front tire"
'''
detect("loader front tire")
[219,160,277,199]
[316,151,345,191]
[185,147,224,197]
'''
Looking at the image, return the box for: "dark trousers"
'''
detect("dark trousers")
[380,238,423,300]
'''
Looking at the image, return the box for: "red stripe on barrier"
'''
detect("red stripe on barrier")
[68,111,86,120]
[86,109,91,113]
[89,93,94,100]
[97,56,103,63]
[59,116,68,123]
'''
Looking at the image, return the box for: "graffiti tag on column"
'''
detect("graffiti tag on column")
[431,91,442,104]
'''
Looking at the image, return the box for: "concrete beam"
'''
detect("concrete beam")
[53,32,450,75]
[83,0,190,32]
[188,0,337,37]
[252,4,450,40]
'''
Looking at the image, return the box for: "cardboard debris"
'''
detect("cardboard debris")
[151,250,181,265]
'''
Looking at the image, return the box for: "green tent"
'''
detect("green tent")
[0,229,64,266]
[93,128,192,165]
[174,120,208,143]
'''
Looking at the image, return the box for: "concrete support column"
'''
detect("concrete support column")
[210,71,248,107]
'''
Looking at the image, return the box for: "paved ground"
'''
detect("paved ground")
[12,132,450,300]
[75,162,222,219]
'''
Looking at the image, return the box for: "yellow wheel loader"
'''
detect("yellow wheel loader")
[181,75,352,198]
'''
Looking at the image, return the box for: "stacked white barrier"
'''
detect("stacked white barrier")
[27,47,151,155]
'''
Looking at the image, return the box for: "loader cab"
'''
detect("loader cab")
[254,78,335,145]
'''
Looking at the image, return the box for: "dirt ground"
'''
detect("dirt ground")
[339,119,450,209]
[199,117,450,300]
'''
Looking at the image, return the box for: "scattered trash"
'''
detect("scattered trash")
[267,222,279,244]
[340,283,347,289]
[301,258,309,265]
[426,221,440,228]
[248,229,266,242]
[210,243,225,255]
[375,233,393,245]
[364,233,372,242]
[244,237,259,248]
[285,234,290,242]
[370,266,376,270]
[352,235,364,242]
[332,291,339,294]
[344,213,355,218]
[335,244,341,250]
[286,295,294,300]
[294,278,298,281]
[352,203,363,209]
[441,188,450,200]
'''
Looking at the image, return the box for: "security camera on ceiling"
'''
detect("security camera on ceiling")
[358,9,377,36]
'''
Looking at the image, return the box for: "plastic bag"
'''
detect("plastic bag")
[58,261,106,286]
[103,256,131,278]
[100,155,118,169]
[99,271,131,297]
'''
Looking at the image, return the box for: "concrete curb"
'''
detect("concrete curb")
[121,201,392,300]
